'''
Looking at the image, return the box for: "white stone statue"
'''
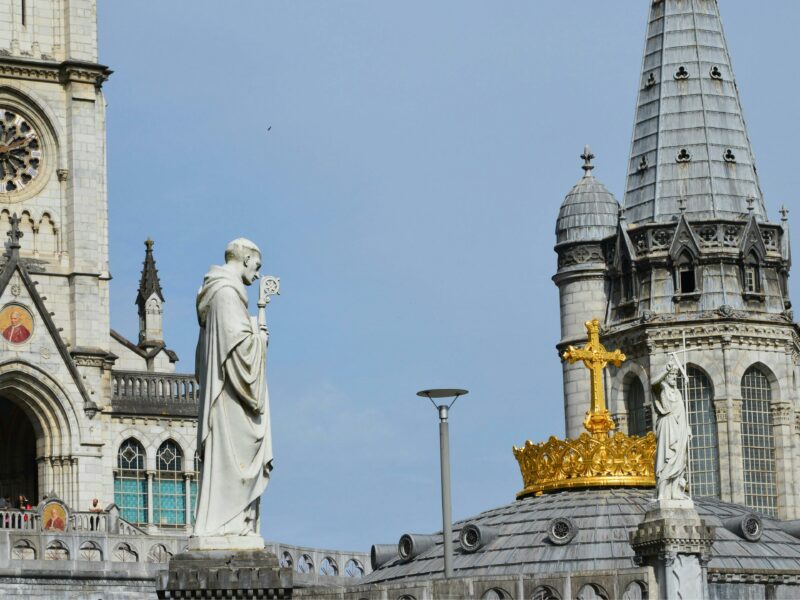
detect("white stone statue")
[191,238,275,550]
[652,361,690,501]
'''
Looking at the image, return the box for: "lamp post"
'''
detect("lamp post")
[416,388,468,579]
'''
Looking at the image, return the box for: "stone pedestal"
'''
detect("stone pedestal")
[630,500,714,600]
[156,549,293,599]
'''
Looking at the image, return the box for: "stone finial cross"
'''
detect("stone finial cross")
[678,197,687,213]
[562,318,626,437]
[747,197,755,214]
[780,205,789,222]
[6,213,22,250]
[581,145,595,174]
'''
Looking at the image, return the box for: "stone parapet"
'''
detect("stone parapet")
[157,549,293,599]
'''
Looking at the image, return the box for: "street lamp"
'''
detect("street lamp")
[416,388,469,579]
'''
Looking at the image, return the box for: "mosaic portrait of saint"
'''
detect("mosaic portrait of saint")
[42,502,67,532]
[0,304,33,344]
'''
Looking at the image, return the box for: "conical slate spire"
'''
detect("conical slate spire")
[136,237,164,312]
[623,0,766,224]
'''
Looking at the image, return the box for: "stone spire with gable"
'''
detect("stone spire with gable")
[623,0,766,223]
[136,237,165,347]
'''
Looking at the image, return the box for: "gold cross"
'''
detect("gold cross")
[562,319,626,437]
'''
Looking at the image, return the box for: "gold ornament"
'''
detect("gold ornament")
[513,318,656,498]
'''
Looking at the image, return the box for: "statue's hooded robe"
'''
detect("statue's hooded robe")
[193,265,272,537]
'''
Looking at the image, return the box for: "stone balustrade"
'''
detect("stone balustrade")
[111,371,199,417]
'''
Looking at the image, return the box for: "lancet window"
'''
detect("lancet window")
[114,439,147,525]
[625,378,649,436]
[741,367,778,516]
[154,440,186,526]
[677,367,720,498]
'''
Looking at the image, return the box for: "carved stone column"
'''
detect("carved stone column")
[184,474,192,527]
[147,470,155,527]
[630,501,714,600]
[772,401,795,519]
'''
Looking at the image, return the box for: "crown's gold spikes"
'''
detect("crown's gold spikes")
[562,319,626,437]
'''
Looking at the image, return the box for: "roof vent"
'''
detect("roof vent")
[710,66,723,80]
[370,544,397,570]
[676,149,691,163]
[723,149,736,163]
[547,517,578,545]
[724,514,763,542]
[645,73,656,89]
[398,534,437,562]
[459,523,498,553]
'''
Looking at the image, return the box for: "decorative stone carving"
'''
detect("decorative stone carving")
[191,238,277,551]
[652,363,689,501]
[558,244,604,268]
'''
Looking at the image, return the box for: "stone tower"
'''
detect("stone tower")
[555,0,800,519]
[0,0,113,508]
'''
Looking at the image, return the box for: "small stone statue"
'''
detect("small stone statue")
[191,238,276,549]
[651,361,689,501]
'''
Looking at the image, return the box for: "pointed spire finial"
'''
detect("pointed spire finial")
[581,145,595,175]
[780,205,789,222]
[6,213,22,256]
[137,237,164,311]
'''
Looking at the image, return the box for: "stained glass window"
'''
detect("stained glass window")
[677,367,720,498]
[154,440,185,526]
[741,367,777,517]
[114,439,147,525]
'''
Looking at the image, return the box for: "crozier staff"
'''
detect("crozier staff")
[192,238,273,542]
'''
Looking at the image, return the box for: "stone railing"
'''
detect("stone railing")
[0,509,147,536]
[111,371,199,417]
[0,509,38,531]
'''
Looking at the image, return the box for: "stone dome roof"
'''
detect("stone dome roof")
[556,174,620,246]
[556,148,619,246]
[365,488,800,584]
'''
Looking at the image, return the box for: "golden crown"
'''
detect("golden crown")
[513,319,656,498]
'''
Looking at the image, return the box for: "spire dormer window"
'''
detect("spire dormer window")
[676,252,696,294]
[742,250,764,300]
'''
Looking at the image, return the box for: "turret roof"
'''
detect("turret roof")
[556,146,619,246]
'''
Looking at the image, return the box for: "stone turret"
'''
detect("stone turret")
[136,237,165,348]
[554,147,619,438]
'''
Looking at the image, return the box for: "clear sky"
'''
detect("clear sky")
[97,2,800,551]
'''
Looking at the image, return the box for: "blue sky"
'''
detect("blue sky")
[97,2,800,551]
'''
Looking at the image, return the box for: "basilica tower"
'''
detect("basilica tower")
[0,0,114,509]
[555,0,800,519]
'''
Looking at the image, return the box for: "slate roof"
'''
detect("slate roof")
[556,171,619,246]
[623,0,766,224]
[364,488,800,584]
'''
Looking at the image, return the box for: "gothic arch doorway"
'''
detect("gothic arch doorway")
[0,397,38,504]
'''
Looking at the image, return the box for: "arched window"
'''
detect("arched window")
[741,367,777,516]
[626,378,648,436]
[154,440,185,526]
[114,438,147,525]
[677,367,720,498]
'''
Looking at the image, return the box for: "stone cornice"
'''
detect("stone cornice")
[0,56,112,87]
